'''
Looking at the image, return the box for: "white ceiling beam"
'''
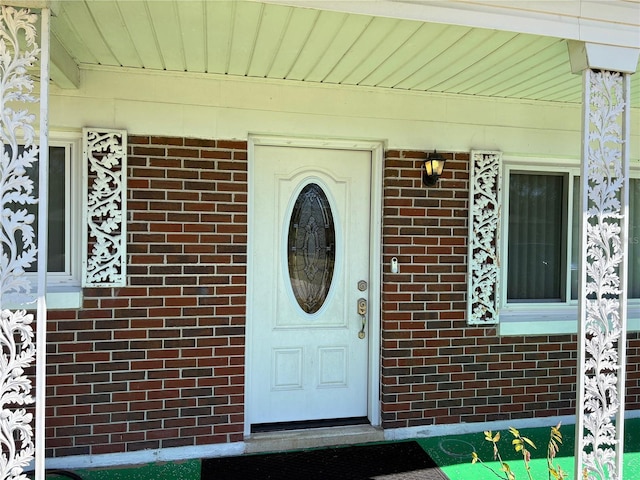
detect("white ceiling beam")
[259,0,640,49]
[50,32,80,89]
[568,41,640,74]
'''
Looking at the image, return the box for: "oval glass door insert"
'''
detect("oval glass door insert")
[287,183,336,314]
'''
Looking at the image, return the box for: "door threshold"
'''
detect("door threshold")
[252,416,369,434]
[245,424,384,454]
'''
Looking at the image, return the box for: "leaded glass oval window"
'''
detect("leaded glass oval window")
[287,183,336,314]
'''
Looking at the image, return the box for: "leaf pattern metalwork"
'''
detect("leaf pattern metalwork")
[467,151,501,324]
[0,309,34,479]
[83,129,127,287]
[0,6,39,306]
[579,69,626,480]
[0,6,39,479]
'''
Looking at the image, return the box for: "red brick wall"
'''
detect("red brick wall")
[627,334,640,410]
[46,136,248,457]
[43,139,639,458]
[380,149,579,428]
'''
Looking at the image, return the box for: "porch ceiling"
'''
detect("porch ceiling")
[51,0,640,107]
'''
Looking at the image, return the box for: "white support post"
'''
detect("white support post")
[0,3,47,480]
[570,42,638,480]
[35,7,50,480]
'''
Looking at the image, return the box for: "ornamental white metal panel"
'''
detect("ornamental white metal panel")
[0,8,40,307]
[0,5,50,479]
[467,150,502,325]
[575,69,631,480]
[0,308,36,473]
[82,128,128,288]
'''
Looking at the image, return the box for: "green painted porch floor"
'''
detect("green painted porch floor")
[416,417,640,480]
[72,418,640,480]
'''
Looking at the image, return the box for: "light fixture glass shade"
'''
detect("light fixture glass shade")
[425,158,444,177]
[423,150,446,186]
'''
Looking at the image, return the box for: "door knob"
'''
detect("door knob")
[357,298,367,339]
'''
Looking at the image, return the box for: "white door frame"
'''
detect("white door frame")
[245,134,383,437]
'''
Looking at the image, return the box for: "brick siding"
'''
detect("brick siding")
[43,139,639,457]
[628,334,640,410]
[46,136,248,457]
[380,149,639,428]
[381,150,577,428]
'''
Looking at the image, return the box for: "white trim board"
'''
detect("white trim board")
[41,410,640,470]
[261,0,640,49]
[42,442,245,470]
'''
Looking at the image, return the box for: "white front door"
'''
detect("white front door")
[248,142,373,430]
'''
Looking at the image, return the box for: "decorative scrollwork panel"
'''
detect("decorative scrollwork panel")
[0,309,35,477]
[467,150,502,325]
[577,69,629,480]
[82,129,128,287]
[0,6,40,307]
[0,6,40,479]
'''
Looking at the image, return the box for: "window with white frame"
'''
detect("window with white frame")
[500,162,640,332]
[5,137,82,307]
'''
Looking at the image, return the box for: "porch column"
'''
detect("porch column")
[569,42,639,480]
[0,2,50,479]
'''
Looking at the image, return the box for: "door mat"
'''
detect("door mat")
[201,441,449,480]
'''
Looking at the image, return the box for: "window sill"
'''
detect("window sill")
[498,305,640,336]
[2,286,83,310]
[47,286,83,309]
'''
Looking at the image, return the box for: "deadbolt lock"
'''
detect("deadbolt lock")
[357,298,367,315]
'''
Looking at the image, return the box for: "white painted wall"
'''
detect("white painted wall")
[49,66,640,161]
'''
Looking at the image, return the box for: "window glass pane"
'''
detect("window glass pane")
[287,183,336,314]
[47,147,66,272]
[630,178,640,298]
[10,146,67,273]
[508,173,564,301]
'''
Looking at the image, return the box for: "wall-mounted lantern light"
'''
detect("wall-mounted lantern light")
[422,150,446,186]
